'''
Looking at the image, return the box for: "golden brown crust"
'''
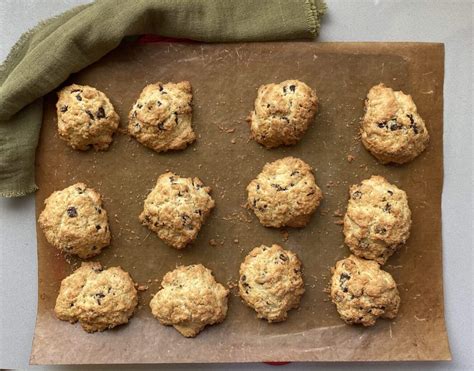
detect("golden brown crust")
[128,81,196,152]
[56,84,119,150]
[343,175,411,265]
[330,255,400,326]
[239,244,305,322]
[139,172,215,249]
[38,183,111,258]
[54,262,138,332]
[248,80,318,148]
[361,83,429,164]
[149,264,229,337]
[247,157,323,228]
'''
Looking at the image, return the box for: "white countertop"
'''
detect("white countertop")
[0,0,472,370]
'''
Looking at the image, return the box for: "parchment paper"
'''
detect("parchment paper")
[30,42,449,364]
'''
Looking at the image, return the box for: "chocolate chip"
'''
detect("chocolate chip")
[158,122,165,130]
[60,105,68,113]
[157,101,162,106]
[383,203,392,213]
[95,207,102,214]
[289,85,296,92]
[97,107,106,119]
[95,225,101,231]
[352,191,362,199]
[307,191,315,196]
[137,104,143,109]
[256,184,260,190]
[375,226,387,234]
[271,183,287,191]
[258,204,268,212]
[181,214,192,228]
[377,122,387,128]
[340,273,351,292]
[94,292,106,305]
[282,116,289,123]
[389,120,400,131]
[340,273,350,283]
[169,176,176,183]
[279,253,288,261]
[70,89,81,93]
[407,114,419,134]
[85,110,94,120]
[67,207,77,217]
[253,199,257,207]
[283,86,287,93]
[387,190,393,196]
[144,215,151,223]
[158,85,163,92]
[241,275,246,281]
[174,113,178,124]
[291,170,299,176]
[76,187,84,194]
[75,94,82,101]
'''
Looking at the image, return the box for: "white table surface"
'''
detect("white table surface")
[0,0,472,370]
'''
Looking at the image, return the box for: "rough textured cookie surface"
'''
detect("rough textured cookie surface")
[139,172,215,249]
[128,81,195,152]
[239,244,304,322]
[248,80,318,148]
[149,264,229,337]
[330,255,400,326]
[343,175,411,265]
[361,83,429,164]
[55,262,138,332]
[56,84,119,150]
[247,157,323,228]
[38,183,111,258]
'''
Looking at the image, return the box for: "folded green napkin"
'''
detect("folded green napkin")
[0,0,326,197]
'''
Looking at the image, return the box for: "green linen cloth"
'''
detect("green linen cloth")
[0,0,326,197]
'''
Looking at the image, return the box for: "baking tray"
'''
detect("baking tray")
[31,41,449,364]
